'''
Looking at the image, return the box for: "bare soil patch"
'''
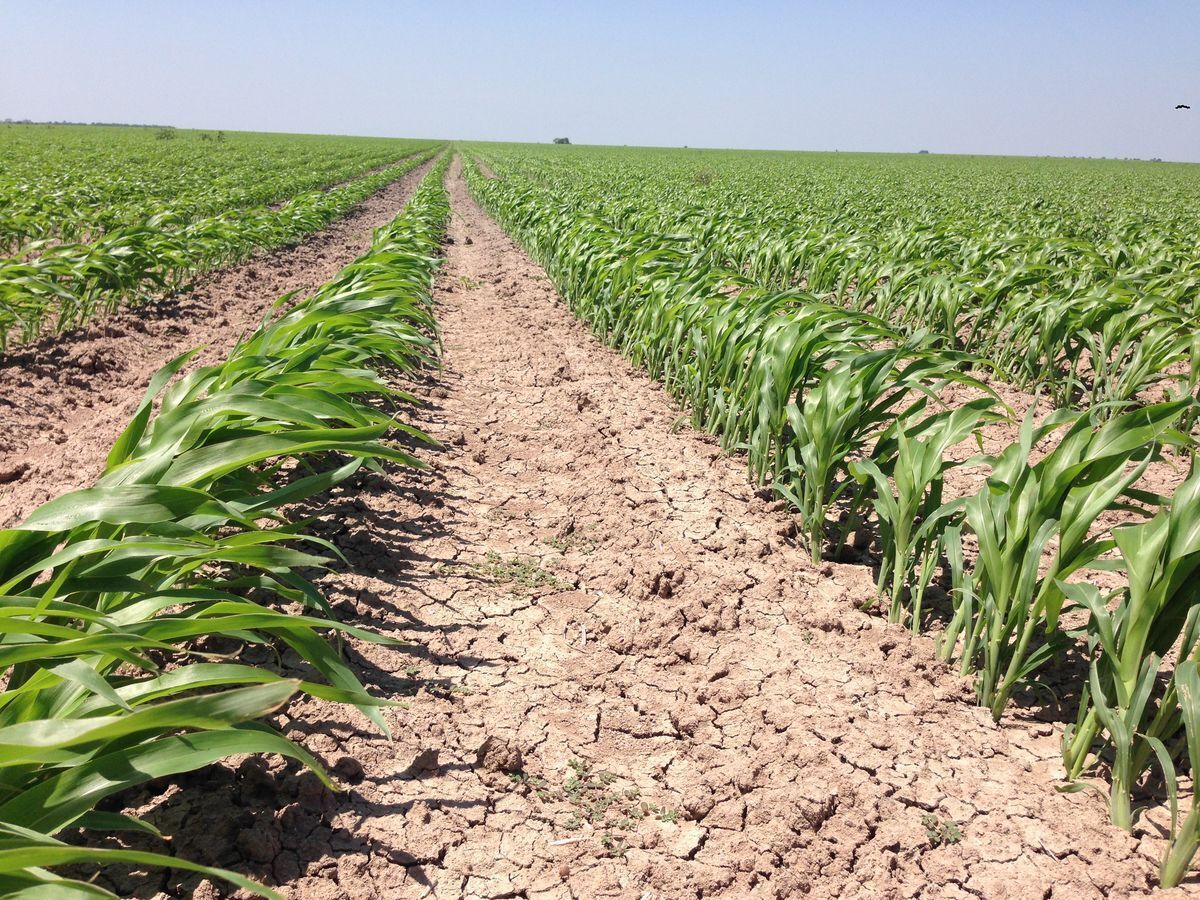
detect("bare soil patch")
[0,156,438,527]
[82,160,1196,899]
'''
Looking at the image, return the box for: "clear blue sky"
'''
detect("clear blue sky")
[3,0,1199,161]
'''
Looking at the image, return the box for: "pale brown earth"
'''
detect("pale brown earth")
[76,160,1199,899]
[0,154,438,527]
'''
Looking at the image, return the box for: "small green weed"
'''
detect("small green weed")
[506,770,552,802]
[559,759,679,855]
[543,532,598,555]
[481,550,563,590]
[504,758,681,856]
[922,814,963,847]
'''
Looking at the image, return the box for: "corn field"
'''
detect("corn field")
[0,126,441,350]
[0,152,450,896]
[463,144,1200,887]
[4,132,1200,893]
[0,126,437,253]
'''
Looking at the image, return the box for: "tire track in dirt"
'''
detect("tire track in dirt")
[0,154,439,527]
[86,160,1182,898]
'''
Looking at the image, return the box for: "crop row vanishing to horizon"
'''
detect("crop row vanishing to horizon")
[0,126,440,350]
[2,126,1200,894]
[464,142,1200,887]
[0,137,452,895]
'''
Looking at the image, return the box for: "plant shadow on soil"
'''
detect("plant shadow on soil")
[838,482,1101,730]
[868,555,1182,818]
[63,374,500,897]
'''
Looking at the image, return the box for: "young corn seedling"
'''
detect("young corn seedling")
[1154,661,1200,889]
[937,526,980,670]
[850,397,999,629]
[1058,465,1200,830]
[773,347,900,561]
[1080,301,1191,414]
[773,346,985,563]
[947,400,1189,720]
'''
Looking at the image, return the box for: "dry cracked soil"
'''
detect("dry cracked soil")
[7,159,1200,899]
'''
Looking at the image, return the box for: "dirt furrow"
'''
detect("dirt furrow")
[0,155,438,527]
[84,160,1181,899]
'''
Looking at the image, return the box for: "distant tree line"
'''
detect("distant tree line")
[2,118,175,128]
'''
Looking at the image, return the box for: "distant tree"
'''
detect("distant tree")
[553,137,570,144]
[918,149,930,154]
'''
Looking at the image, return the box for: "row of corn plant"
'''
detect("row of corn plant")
[0,126,439,255]
[472,145,1200,419]
[464,152,1200,885]
[0,154,450,897]
[715,223,1198,414]
[0,147,443,352]
[480,177,998,568]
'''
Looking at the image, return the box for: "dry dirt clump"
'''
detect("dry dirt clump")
[41,160,1200,899]
[0,156,438,527]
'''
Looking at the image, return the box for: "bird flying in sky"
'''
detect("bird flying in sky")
[1176,104,1191,109]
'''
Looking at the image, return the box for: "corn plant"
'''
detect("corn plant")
[940,401,1190,720]
[770,346,987,562]
[1153,661,1200,888]
[0,155,450,895]
[850,397,1000,628]
[1057,465,1200,830]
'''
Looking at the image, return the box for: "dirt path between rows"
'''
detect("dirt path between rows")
[0,155,438,527]
[94,158,1191,900]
